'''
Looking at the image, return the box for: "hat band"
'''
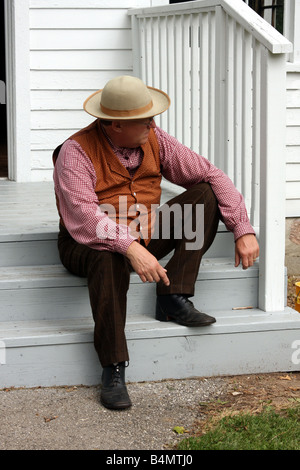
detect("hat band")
[100,100,153,118]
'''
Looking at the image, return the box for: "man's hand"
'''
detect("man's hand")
[235,234,259,270]
[126,242,170,286]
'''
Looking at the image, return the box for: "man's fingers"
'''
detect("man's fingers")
[235,234,260,270]
[159,268,170,286]
[146,267,170,286]
[126,242,170,286]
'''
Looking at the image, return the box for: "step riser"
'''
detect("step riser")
[0,328,297,388]
[0,231,235,267]
[0,240,61,267]
[0,277,258,322]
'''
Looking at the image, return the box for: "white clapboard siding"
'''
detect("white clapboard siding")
[31,90,96,111]
[30,9,131,29]
[30,51,133,71]
[31,128,87,149]
[30,70,126,90]
[28,0,158,180]
[31,112,91,130]
[30,29,133,50]
[286,70,300,217]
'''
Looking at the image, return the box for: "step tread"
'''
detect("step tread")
[0,181,234,242]
[1,308,299,347]
[0,258,259,289]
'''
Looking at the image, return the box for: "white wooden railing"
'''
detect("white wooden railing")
[129,0,292,312]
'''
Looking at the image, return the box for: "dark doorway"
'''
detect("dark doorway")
[0,0,7,178]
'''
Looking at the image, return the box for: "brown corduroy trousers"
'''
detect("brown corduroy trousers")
[57,183,219,367]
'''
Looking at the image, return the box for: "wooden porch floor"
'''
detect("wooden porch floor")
[0,180,59,240]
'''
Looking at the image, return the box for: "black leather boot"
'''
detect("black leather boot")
[100,362,132,410]
[156,294,216,327]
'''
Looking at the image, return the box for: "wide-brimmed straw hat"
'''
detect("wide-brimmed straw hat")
[83,75,170,120]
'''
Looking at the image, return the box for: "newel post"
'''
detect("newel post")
[259,48,287,312]
[284,0,300,63]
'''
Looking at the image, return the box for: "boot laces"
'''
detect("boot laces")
[112,364,122,386]
[178,294,193,306]
[111,362,129,386]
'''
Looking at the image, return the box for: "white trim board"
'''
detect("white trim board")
[5,0,31,182]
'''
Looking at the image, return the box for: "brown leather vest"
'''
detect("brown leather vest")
[53,119,162,245]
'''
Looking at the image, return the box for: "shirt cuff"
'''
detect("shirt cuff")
[113,234,138,255]
[233,222,256,242]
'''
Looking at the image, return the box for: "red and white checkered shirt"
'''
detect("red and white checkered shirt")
[53,125,255,254]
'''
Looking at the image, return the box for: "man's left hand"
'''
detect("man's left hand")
[235,234,259,270]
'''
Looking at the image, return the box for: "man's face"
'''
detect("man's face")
[118,117,156,148]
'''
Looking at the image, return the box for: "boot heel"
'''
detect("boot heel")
[155,304,169,322]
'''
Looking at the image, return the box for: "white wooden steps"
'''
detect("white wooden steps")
[0,181,299,388]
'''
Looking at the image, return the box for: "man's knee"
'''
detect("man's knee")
[87,251,130,282]
[183,184,218,217]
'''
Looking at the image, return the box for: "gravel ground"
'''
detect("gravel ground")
[0,377,226,451]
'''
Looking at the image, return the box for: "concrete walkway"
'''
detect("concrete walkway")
[0,377,226,451]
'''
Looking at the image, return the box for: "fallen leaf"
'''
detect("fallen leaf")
[232,391,242,396]
[44,415,58,423]
[173,426,186,434]
[279,375,292,381]
[65,386,77,392]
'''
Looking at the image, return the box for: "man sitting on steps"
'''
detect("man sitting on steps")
[52,75,259,410]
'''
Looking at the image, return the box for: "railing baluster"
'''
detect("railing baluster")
[225,13,235,181]
[234,21,243,194]
[242,29,253,215]
[214,5,226,171]
[166,15,176,137]
[182,14,191,148]
[199,12,209,159]
[208,10,216,165]
[144,17,152,87]
[251,38,261,229]
[174,15,183,143]
[191,13,200,154]
[151,16,159,88]
[158,15,168,132]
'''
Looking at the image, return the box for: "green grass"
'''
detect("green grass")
[177,405,300,450]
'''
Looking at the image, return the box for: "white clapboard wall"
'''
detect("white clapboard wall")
[29,0,168,181]
[286,69,300,217]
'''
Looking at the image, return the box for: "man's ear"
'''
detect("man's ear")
[111,120,123,133]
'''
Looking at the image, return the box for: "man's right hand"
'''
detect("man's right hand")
[126,241,170,286]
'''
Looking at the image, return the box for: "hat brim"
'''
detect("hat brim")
[83,86,170,120]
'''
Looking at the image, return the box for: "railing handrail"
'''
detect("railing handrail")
[222,0,292,54]
[129,0,292,54]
